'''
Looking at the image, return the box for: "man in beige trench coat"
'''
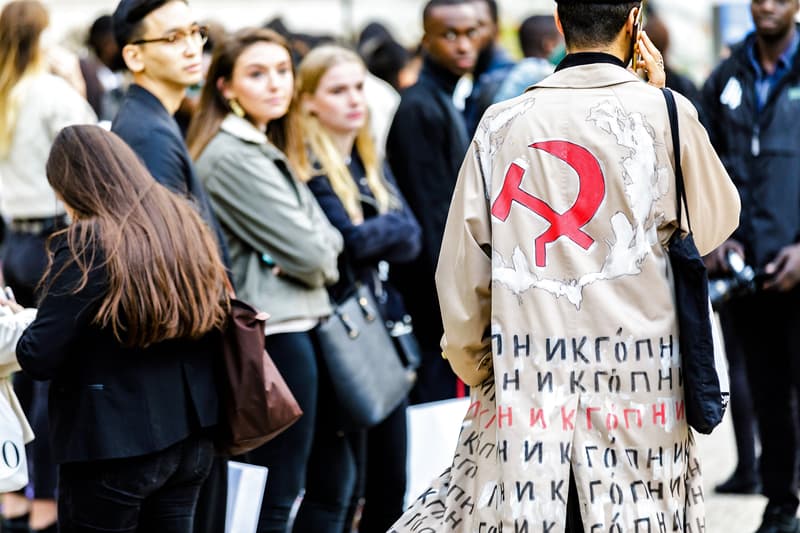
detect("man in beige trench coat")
[390,1,741,532]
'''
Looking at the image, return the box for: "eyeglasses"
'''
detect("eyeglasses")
[131,24,209,47]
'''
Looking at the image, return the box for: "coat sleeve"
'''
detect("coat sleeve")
[674,93,741,255]
[387,98,453,271]
[204,152,342,288]
[435,140,493,387]
[0,308,36,374]
[16,245,103,380]
[46,76,97,136]
[307,172,422,265]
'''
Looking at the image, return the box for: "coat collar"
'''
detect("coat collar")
[419,56,462,94]
[532,54,640,90]
[220,114,269,145]
[126,84,181,121]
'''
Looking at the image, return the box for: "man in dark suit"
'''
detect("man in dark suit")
[386,0,480,403]
[111,0,228,267]
[110,1,228,531]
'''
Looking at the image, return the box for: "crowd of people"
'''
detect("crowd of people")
[0,0,798,532]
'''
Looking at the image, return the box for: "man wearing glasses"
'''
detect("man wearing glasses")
[110,2,229,532]
[111,0,226,263]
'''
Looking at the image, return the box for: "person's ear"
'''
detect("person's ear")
[301,93,317,116]
[121,44,145,74]
[217,77,233,101]
[625,6,639,36]
[553,7,564,38]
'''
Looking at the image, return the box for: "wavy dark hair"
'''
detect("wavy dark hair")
[44,125,229,348]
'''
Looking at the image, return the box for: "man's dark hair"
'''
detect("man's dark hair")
[422,0,468,29]
[519,15,560,58]
[557,2,639,49]
[474,0,498,25]
[88,15,114,55]
[111,0,187,47]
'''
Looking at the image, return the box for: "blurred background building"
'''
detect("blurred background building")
[0,0,788,85]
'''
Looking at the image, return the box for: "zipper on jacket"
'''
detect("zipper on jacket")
[751,125,760,157]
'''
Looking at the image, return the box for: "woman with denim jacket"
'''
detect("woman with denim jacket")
[287,45,422,533]
[186,29,354,533]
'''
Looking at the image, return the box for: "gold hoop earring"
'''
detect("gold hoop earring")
[228,98,246,118]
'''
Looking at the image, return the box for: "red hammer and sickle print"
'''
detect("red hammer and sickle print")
[491,141,606,268]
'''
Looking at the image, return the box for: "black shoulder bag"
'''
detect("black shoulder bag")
[662,88,727,434]
[315,259,416,429]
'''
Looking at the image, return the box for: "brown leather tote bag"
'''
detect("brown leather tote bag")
[218,297,303,455]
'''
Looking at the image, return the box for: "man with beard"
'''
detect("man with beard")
[702,1,800,531]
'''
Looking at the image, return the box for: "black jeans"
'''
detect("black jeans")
[718,306,759,481]
[730,291,800,513]
[57,435,215,532]
[247,330,357,533]
[355,399,408,533]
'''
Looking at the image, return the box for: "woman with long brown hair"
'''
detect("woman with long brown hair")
[0,2,95,531]
[187,28,350,533]
[16,125,228,532]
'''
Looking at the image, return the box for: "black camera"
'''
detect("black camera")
[708,251,768,310]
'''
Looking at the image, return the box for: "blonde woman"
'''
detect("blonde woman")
[0,2,95,531]
[287,45,422,533]
[187,29,355,533]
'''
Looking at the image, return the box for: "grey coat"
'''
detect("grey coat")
[195,115,343,325]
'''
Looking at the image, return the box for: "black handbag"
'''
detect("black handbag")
[663,88,728,434]
[316,282,416,429]
[372,268,422,370]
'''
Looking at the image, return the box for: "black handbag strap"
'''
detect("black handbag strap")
[662,88,692,233]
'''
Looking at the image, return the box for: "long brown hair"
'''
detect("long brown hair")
[186,27,296,160]
[45,125,229,348]
[0,0,48,157]
[287,45,398,222]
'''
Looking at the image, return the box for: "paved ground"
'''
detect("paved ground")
[699,412,768,533]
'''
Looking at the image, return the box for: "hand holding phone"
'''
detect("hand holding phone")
[0,287,23,314]
[631,1,646,69]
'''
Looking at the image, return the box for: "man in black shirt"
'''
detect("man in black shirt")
[387,0,480,403]
[111,0,228,267]
[702,0,800,531]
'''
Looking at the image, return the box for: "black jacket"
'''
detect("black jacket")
[701,28,800,268]
[385,58,470,346]
[17,241,221,464]
[112,85,231,268]
[307,153,422,320]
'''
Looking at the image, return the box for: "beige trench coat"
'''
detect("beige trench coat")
[392,63,740,533]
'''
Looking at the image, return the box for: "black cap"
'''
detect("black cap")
[112,0,173,47]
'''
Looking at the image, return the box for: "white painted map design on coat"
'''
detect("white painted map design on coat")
[491,100,669,308]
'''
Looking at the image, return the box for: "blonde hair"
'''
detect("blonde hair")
[287,45,397,222]
[0,0,48,157]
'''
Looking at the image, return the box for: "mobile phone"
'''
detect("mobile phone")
[3,287,15,303]
[630,0,647,69]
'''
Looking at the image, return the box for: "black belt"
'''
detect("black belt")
[9,215,68,235]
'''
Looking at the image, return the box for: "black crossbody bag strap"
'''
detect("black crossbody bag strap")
[662,87,691,233]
